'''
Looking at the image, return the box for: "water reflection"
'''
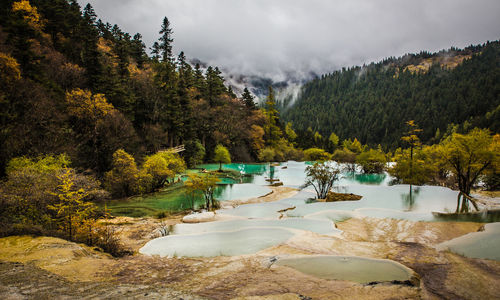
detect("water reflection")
[346,173,387,185]
[433,209,500,223]
[268,165,277,181]
[107,161,497,222]
[104,181,272,217]
[401,185,421,211]
[214,183,271,202]
[198,163,268,176]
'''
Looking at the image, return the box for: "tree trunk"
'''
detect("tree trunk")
[68,214,73,241]
[93,122,100,173]
[462,193,480,211]
[456,192,462,213]
[460,195,468,213]
[409,145,413,182]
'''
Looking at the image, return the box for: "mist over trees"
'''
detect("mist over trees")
[283,42,500,150]
[0,1,498,207]
[1,0,499,268]
[0,0,271,177]
[0,0,290,251]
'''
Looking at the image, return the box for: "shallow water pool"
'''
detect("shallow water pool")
[140,228,295,257]
[275,255,414,284]
[138,161,499,260]
[217,202,295,219]
[437,222,500,261]
[105,182,271,217]
[172,218,341,236]
[286,184,460,221]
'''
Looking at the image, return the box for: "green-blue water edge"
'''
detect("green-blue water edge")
[103,161,499,223]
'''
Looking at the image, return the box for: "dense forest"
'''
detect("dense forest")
[0,0,280,251]
[0,0,307,242]
[282,42,500,149]
[0,0,498,255]
[0,0,283,178]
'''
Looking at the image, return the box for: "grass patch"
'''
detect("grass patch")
[107,206,158,218]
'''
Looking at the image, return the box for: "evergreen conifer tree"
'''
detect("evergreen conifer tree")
[159,17,174,63]
[263,86,283,145]
[242,87,256,109]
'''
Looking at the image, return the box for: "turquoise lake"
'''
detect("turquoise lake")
[107,161,497,222]
[138,161,499,260]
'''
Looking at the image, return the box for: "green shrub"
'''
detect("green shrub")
[356,149,386,173]
[104,149,140,197]
[304,148,331,161]
[258,147,276,162]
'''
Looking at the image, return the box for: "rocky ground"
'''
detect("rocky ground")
[1,187,499,299]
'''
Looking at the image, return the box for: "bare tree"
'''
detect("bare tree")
[301,162,340,199]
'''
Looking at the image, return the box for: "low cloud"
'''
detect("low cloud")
[79,0,500,80]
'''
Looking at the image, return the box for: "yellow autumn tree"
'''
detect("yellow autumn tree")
[142,151,186,191]
[66,88,114,120]
[49,168,97,241]
[66,89,114,171]
[12,0,44,30]
[213,144,231,171]
[438,128,499,212]
[104,149,141,197]
[285,122,297,143]
[0,52,21,83]
[250,125,265,152]
[342,138,364,154]
[185,173,220,210]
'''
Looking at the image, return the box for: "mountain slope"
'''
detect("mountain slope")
[282,42,500,148]
[0,0,267,174]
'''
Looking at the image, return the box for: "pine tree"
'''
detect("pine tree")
[8,0,42,76]
[82,3,96,24]
[242,87,256,109]
[114,31,130,78]
[159,17,174,63]
[193,63,206,97]
[80,3,102,89]
[205,66,226,106]
[131,33,147,68]
[177,51,195,140]
[263,86,283,145]
[227,86,236,98]
[152,17,182,146]
[177,51,193,89]
[151,41,160,60]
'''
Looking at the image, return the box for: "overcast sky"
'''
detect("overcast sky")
[78,0,500,81]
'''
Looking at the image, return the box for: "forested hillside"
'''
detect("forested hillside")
[282,42,500,149]
[0,0,270,176]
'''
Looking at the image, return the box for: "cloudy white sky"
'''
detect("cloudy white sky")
[78,0,500,81]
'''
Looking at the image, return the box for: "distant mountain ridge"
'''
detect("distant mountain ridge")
[282,41,500,149]
[190,58,315,105]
